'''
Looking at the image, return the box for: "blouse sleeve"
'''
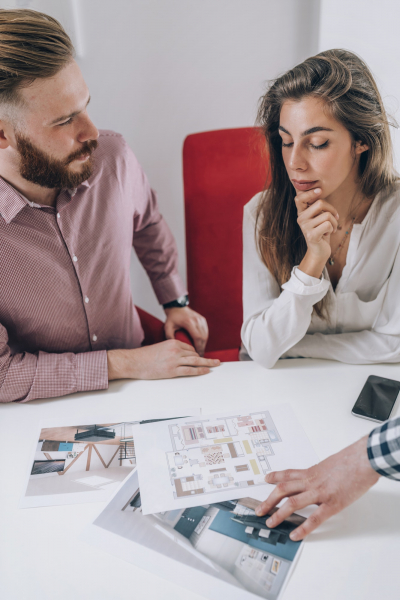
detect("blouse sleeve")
[285,245,400,364]
[241,195,330,368]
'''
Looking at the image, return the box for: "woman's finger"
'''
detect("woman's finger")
[299,198,339,220]
[301,211,338,232]
[307,220,334,243]
[294,188,322,212]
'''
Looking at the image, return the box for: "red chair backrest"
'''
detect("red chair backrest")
[183,127,270,352]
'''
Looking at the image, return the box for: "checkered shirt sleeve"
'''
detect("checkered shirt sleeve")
[367,417,400,480]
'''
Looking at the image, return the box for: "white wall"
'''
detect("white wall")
[319,0,400,173]
[5,0,320,318]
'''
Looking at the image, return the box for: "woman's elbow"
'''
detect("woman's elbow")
[241,326,280,369]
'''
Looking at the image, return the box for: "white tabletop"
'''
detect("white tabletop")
[1,359,399,600]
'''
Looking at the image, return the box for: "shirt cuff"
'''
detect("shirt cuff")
[76,350,109,393]
[293,266,323,286]
[281,266,330,297]
[367,417,400,480]
[151,273,188,306]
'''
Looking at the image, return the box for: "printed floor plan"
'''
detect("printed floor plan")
[166,412,282,500]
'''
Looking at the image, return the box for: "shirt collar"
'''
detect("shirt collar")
[0,177,27,224]
[0,177,91,223]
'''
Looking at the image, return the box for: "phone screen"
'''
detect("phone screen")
[352,375,400,422]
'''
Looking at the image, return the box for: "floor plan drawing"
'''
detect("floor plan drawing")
[134,404,319,515]
[166,412,282,500]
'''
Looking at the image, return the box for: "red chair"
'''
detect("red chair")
[138,127,269,361]
[181,127,269,361]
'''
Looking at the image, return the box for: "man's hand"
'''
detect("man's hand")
[255,435,380,541]
[107,339,219,380]
[164,306,208,356]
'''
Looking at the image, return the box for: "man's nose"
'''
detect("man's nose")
[78,114,99,143]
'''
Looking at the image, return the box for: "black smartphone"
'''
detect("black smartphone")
[351,375,400,423]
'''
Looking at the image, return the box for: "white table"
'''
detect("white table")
[1,359,399,600]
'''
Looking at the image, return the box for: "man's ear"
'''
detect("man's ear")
[0,121,11,149]
[355,140,369,155]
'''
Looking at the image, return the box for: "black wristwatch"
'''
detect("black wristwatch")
[163,294,189,309]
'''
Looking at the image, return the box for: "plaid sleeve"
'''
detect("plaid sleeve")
[367,417,400,480]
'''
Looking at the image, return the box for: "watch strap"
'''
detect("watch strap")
[163,294,189,309]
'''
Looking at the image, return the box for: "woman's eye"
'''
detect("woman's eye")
[310,140,329,150]
[281,141,293,148]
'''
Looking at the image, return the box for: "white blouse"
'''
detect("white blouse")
[241,184,400,368]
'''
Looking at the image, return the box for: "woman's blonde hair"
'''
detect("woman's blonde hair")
[0,8,73,108]
[256,49,398,318]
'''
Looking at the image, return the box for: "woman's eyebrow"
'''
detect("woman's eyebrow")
[279,125,333,136]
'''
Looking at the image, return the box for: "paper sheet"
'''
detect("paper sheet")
[20,408,200,508]
[134,404,319,515]
[81,468,305,600]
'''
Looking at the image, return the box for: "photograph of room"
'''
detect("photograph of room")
[25,422,135,497]
[93,471,304,600]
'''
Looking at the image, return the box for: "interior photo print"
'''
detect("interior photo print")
[84,470,305,600]
[20,422,136,508]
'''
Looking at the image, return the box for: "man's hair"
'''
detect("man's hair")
[0,8,74,109]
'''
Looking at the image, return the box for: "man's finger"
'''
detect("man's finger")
[175,340,197,352]
[193,336,207,357]
[184,321,208,356]
[264,468,306,484]
[255,478,307,516]
[176,366,211,377]
[263,490,317,529]
[289,504,335,541]
[164,321,176,340]
[180,356,220,368]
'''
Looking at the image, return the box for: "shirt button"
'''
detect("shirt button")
[57,213,61,219]
[72,255,78,262]
[92,334,97,342]
[85,296,89,303]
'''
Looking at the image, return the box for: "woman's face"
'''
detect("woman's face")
[279,96,366,197]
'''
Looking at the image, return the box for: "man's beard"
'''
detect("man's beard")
[15,134,98,189]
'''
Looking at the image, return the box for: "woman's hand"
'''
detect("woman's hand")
[295,188,339,278]
[255,436,380,541]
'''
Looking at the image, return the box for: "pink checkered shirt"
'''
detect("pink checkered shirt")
[0,130,186,403]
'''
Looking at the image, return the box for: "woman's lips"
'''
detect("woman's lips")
[291,179,319,191]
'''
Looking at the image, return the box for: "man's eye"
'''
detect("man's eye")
[58,117,74,127]
[310,140,329,150]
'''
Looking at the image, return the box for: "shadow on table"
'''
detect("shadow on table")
[27,379,133,405]
[305,487,400,542]
[274,358,350,370]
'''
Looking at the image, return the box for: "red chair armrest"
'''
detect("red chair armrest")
[136,306,194,348]
[136,306,165,346]
[174,328,194,346]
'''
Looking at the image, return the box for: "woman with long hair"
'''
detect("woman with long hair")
[241,49,400,368]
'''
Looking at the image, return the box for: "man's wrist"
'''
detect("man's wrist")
[163,294,189,309]
[107,349,135,381]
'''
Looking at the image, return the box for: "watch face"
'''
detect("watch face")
[177,295,189,306]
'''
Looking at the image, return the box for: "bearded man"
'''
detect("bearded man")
[0,9,219,403]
